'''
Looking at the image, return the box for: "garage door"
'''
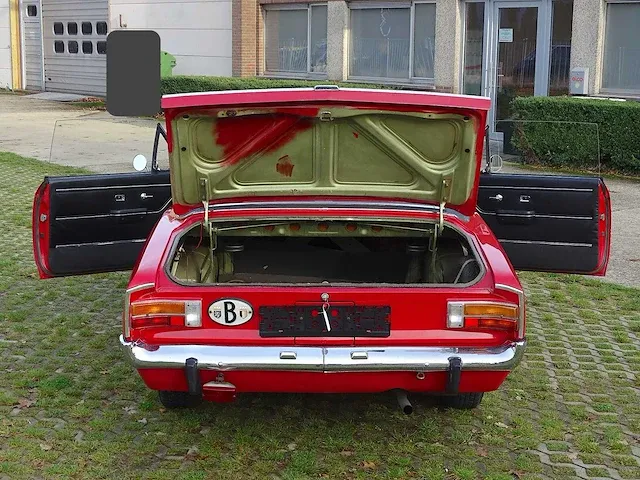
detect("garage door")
[21,0,44,91]
[42,0,108,96]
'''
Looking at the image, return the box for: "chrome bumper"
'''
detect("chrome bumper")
[119,335,526,373]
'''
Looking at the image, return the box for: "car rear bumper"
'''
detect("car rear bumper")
[119,336,526,373]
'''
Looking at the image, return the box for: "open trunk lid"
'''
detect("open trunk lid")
[162,87,490,217]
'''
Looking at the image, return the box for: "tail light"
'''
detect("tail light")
[447,301,519,332]
[125,298,201,334]
[130,300,202,329]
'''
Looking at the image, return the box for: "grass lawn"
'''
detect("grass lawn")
[1,151,639,480]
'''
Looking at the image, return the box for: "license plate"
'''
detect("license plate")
[259,305,391,337]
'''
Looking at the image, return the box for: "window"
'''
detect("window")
[349,3,436,81]
[68,22,78,35]
[462,3,484,95]
[97,22,108,35]
[54,41,64,53]
[549,0,573,95]
[82,41,93,54]
[27,5,37,17]
[82,22,92,35]
[68,41,78,54]
[54,22,64,35]
[602,2,640,92]
[264,5,327,74]
[97,41,106,54]
[413,4,436,78]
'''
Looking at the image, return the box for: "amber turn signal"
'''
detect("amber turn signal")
[463,303,518,319]
[131,301,185,317]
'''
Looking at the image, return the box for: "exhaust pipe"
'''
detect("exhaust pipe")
[394,389,413,415]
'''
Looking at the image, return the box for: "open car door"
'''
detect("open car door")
[477,173,611,275]
[33,171,171,278]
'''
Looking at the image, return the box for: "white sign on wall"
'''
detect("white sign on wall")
[498,28,514,43]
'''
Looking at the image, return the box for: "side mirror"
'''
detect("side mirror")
[132,154,148,172]
[488,154,503,173]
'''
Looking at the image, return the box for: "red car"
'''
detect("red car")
[31,87,611,413]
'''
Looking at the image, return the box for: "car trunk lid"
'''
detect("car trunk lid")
[162,87,490,217]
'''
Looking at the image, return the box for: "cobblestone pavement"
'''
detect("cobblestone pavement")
[1,153,640,479]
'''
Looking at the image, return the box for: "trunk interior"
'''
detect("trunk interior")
[168,220,483,286]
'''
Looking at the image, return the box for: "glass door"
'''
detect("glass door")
[489,1,549,137]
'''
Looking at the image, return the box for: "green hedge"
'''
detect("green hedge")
[510,96,640,174]
[160,75,405,95]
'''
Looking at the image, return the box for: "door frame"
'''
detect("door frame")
[460,0,554,138]
[19,0,45,90]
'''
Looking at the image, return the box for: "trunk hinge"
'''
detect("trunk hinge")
[200,178,210,229]
[436,177,452,236]
[429,178,451,282]
[200,178,218,277]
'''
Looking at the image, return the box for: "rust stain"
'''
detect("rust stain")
[276,155,295,177]
[214,115,314,166]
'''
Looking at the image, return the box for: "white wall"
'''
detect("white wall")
[0,2,12,88]
[109,0,232,77]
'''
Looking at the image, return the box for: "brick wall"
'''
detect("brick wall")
[235,0,324,77]
[232,0,259,76]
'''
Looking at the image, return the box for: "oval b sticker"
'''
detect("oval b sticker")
[208,299,253,326]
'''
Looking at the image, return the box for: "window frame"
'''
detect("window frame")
[458,0,487,96]
[262,3,329,79]
[600,0,640,96]
[347,1,437,85]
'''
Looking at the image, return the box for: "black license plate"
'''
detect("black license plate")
[259,305,391,337]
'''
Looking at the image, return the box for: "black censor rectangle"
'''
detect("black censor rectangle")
[107,30,161,117]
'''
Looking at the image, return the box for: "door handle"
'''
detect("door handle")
[489,194,503,202]
[140,193,154,200]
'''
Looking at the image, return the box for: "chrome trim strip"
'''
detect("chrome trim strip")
[478,185,593,192]
[119,336,526,373]
[495,283,526,339]
[56,184,171,192]
[126,282,156,294]
[476,208,592,221]
[56,199,172,221]
[57,239,147,248]
[175,200,470,223]
[498,239,592,248]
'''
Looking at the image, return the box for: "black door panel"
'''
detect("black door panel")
[39,171,172,276]
[477,173,608,274]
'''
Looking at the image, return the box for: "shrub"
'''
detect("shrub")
[160,75,409,95]
[510,96,640,175]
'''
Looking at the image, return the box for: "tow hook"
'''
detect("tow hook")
[394,389,413,415]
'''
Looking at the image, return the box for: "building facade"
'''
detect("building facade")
[2,0,639,124]
[235,0,640,130]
